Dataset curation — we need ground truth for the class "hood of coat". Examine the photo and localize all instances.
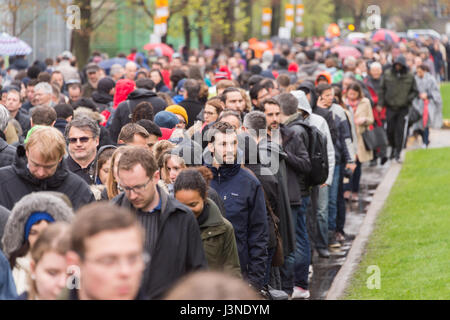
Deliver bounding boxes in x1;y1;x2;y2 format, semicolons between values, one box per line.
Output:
127;88;158;101
113;79;135;108
12;145;70;190
92;91;114;105
1;192;74;259
291;90;312;115
392;55;408;74
199;199;224;229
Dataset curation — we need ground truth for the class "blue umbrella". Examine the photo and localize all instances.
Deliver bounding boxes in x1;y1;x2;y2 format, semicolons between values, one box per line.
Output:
98;57;129;73
0;32;32;56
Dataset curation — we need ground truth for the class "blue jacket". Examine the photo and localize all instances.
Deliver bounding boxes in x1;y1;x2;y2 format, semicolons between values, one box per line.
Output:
208;163;268;289
0;250;18;300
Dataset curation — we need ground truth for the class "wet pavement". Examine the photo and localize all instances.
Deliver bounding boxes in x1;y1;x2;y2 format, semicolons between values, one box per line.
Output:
308;162;389;300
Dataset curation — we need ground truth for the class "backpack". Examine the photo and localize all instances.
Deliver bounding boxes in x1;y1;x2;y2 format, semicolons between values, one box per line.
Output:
293;122;329;186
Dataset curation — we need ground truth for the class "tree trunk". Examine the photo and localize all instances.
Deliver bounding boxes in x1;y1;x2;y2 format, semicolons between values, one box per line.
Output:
244;0;253;39
271;0;281;37
71;0;92;68
183;16;191;49
223;1;235;45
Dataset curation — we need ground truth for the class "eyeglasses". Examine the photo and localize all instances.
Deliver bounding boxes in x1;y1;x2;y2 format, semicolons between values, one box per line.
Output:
67;136;93;144
118;178;152;194
84;252;150;270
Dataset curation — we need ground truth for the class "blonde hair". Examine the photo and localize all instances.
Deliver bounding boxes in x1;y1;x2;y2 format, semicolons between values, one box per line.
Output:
28;222;71;300
25;126;66;162
161;153;186;184
106;146;133;200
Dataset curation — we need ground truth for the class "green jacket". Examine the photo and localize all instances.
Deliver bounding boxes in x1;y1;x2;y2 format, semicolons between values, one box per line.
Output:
199;199;242;279
379;64;418;111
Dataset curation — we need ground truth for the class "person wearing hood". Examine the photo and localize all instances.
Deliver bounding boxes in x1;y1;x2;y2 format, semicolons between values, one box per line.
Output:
1;192;74;296
174;169;241;278
379;55;418;161
0;126;95;211
92;77;115;112
101;78;135;127
281;90;335;299
109;78;167;143
206;121;268;291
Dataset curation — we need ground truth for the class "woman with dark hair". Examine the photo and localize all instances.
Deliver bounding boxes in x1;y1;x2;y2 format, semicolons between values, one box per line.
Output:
150;69;170;93
131;101;154;123
174;169;241;278
343;82;374;205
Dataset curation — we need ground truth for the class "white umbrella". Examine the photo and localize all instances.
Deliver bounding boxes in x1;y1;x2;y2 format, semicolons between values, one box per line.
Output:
0;32;32;56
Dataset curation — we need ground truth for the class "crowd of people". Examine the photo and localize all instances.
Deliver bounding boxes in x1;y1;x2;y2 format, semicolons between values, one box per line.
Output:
0;33;446;300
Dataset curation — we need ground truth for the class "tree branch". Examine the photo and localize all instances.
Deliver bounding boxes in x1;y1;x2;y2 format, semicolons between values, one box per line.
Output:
16;4;48;37
92;5;116;30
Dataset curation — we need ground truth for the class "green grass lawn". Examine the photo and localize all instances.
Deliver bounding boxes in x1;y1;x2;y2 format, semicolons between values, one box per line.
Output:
343;147;450;300
441;82;450;120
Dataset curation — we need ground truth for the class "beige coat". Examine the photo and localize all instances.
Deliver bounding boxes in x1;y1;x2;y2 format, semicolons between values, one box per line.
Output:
354;97;374;163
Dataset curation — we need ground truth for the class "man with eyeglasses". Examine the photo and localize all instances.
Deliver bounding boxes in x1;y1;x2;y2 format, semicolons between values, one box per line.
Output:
112;147;207;299
65;116;100;185
64;202;147;300
0;126;95;211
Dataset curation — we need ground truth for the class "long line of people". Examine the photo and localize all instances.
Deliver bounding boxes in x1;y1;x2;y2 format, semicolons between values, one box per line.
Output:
0;35;444;300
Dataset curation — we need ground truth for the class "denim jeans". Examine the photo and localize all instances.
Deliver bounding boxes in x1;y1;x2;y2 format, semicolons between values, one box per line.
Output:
285;197;311;290
316;185;330;249
279;205;298;294
328;164;341;232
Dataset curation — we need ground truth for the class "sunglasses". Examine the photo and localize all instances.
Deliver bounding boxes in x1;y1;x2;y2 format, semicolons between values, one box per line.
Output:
67;136;93;144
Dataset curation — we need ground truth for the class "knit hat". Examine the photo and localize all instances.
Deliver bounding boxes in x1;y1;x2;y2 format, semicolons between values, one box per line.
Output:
154;111;179;129
24;212;55;240
166;105;188;125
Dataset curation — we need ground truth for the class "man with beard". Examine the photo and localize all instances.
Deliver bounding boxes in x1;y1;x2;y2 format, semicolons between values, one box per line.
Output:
206;121;268;291
65;116;100;185
82;63;101;98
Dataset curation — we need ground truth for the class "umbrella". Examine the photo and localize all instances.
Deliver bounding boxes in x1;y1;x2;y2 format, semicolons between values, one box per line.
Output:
371;29;399;43
330;45;362;59
143;42;174;58
0;32;32;56
99;57;129;70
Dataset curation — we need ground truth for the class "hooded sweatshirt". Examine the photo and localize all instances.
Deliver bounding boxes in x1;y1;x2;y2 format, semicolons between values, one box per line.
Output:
291;90;335;186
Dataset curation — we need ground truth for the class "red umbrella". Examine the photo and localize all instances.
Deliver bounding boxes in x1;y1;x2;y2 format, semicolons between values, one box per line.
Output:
371;29;399;43
143;42;174;58
330;45;362;59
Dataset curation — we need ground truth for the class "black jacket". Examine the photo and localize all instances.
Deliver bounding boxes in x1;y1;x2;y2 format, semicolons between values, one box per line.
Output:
279;123;312;202
15;109;30;138
109;89;168;142
284;115;313;196
54;119;68;136
92;91;113;112
0;145;95;211
179;98;204;129
112;187;207;300
0;138;16;169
